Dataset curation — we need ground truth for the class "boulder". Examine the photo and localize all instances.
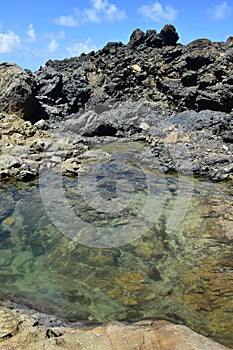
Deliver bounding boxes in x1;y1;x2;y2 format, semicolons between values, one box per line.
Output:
0;62;44;122
102;41;123;54
127;28;146;47
187;38;212;49
144;29;163;48
34;65;62;99
159;24;179;45
0;155;22;170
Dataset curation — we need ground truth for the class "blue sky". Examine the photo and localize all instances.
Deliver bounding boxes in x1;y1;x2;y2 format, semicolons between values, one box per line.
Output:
0;0;232;71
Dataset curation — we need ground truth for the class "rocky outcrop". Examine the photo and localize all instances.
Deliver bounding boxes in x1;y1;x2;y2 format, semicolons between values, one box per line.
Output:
0;304;231;350
127;24;178;48
159;24;179;45
32;25;233;120
0;25;232;123
0;112;89;179
0;63;45;122
55;103;233;180
0;103;232;181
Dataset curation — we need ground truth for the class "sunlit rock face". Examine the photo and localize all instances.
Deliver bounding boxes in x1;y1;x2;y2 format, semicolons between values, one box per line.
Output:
1;25;233;121
0;305;232;350
0;63;45;122
33;25;233;119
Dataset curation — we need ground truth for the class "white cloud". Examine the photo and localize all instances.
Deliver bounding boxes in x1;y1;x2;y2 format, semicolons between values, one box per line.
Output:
55;15;77;27
67;38;97;56
0;31;20;53
138;1;177;22
45;30;65;41
26;24;36;42
83;8;100;23
85;0;126;22
55;0;126;26
58;30;66;39
47;39;59;53
92;0;107;11
207;1;232;20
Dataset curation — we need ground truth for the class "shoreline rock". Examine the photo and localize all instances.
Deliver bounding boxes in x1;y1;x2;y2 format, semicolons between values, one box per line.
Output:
0;24;232;182
0;102;232;181
0;63;47;122
0;303;232;350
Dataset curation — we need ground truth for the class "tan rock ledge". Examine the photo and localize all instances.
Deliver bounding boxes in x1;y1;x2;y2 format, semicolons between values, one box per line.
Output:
0;305;231;350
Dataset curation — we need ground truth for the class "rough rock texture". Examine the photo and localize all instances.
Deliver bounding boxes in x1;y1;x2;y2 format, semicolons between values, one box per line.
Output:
0;304;231;350
53;103;233;180
0;25;232;122
0;112;90;180
0;102;232;181
0;63;44;122
0;113;52;179
33;25;233;119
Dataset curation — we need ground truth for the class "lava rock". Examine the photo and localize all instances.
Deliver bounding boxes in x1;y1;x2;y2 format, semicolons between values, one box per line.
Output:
1;24;233;142
159;24;179;45
127;29;146;48
0;63;45;122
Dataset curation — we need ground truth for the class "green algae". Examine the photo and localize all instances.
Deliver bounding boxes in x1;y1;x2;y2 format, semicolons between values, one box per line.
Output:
0;142;232;347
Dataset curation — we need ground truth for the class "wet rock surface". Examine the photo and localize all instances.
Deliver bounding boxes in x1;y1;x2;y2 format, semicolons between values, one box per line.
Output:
46;102;233;180
0;145;232;348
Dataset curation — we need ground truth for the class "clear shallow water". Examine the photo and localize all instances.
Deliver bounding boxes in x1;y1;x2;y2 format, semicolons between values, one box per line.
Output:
0;142;232;347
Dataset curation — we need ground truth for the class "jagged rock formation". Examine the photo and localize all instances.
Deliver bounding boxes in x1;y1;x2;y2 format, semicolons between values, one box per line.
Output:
0;63;45;122
33;25;233;120
0;25;232;181
1;101;231;181
0;25;232;122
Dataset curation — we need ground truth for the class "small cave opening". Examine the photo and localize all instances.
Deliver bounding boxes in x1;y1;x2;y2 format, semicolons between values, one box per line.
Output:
89;124;118;137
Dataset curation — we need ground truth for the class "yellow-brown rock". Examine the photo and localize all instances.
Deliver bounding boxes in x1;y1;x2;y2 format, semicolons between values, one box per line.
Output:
0;305;231;350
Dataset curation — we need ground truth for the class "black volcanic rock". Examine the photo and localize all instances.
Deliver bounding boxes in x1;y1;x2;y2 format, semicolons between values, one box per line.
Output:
127;28;146;47
35;65;63;99
0;63;45;122
159;24;179;45
31;24;232;120
0;25;233;124
102;41;123;54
